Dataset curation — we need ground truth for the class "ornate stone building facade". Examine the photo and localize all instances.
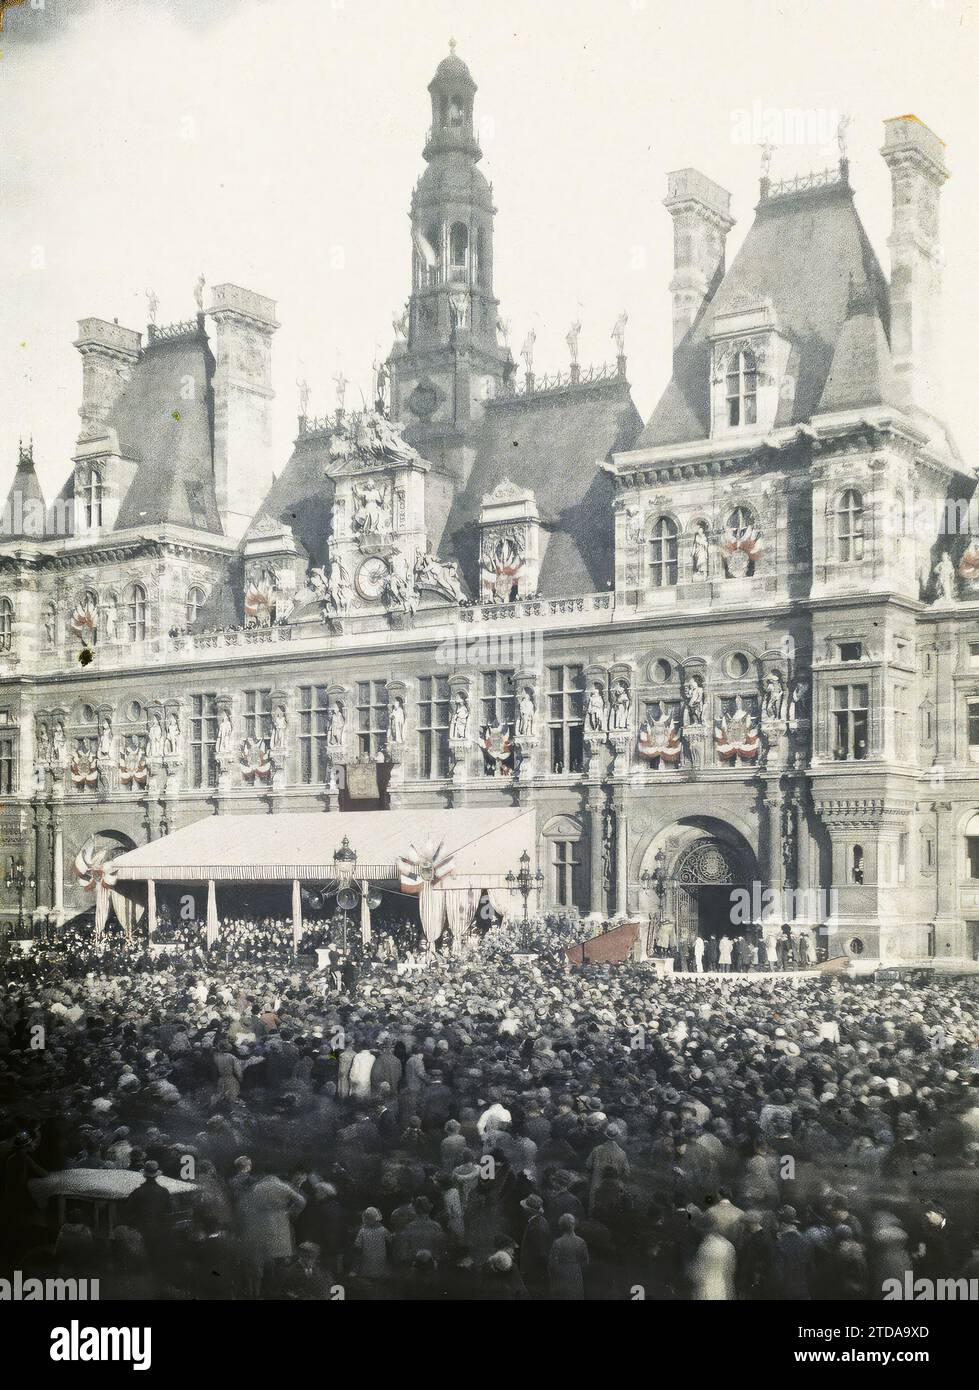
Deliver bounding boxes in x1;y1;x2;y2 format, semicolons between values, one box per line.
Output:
1;51;977;963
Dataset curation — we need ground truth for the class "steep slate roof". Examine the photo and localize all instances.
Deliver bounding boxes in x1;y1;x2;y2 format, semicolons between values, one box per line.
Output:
817;280;899;414
245;433;335;569
444;377;642;596
3;449;47;538
112;328;222;534
637;178;891;449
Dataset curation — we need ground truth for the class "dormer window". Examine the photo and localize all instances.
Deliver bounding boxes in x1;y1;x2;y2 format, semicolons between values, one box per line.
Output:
725;349;757;427
78;466;103;528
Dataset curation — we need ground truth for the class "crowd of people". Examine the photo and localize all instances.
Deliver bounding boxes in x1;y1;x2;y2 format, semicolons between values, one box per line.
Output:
1;912;978;1301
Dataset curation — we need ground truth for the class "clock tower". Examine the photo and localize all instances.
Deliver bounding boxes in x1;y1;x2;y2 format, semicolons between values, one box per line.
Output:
387;43;512;486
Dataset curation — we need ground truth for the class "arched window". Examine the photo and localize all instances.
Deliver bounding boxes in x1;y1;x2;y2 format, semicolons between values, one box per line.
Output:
449;222;469;277
837;490;865;561
124;583;148;643
725;349;757;427
851;844;864;884
726;506;754;541
186;586;207;625
0;597;12;652
648;517;679;588
966;814;979;879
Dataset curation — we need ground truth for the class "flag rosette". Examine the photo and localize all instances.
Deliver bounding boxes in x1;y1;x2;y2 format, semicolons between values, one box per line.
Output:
398;838;455;894
637;716;682;765
714;712;760;763
244;580;273;623
70;600;98;642
73;843;119;891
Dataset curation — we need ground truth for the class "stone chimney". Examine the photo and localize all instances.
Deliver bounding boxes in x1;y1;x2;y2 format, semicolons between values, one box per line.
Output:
206;283;279;541
663;168;734;354
73;318;142;441
880;115;949;422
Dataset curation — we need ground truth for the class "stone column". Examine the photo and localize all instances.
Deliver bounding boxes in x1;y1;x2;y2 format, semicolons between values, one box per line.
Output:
932;799;960;956
52;806;64;916
615;798;629;916
764;779;784;919
147;879;157;939
586;791;605;917
33;802;48;910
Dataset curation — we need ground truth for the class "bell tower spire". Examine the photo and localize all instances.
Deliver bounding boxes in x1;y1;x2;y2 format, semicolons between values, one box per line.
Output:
387;44;510;480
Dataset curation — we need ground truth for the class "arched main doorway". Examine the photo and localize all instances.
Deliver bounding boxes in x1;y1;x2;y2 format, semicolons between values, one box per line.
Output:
638;817;759;955
672;837;750;945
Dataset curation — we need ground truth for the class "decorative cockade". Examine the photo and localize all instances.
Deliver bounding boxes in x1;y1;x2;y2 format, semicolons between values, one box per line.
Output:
398;838;455;891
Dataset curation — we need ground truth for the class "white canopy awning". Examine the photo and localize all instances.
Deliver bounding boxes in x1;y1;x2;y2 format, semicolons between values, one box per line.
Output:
109;807;537;890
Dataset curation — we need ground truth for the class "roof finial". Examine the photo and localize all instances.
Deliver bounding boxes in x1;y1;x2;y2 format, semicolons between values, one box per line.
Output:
448;37;456;55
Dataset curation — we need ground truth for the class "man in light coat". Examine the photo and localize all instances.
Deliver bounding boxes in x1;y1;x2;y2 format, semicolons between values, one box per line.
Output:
237;1173;306;1297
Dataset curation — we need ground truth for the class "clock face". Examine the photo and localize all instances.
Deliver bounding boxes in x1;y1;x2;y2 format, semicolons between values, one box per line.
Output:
355;557;390;601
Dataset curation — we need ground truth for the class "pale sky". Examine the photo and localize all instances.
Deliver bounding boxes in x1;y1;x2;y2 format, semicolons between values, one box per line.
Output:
2;0;978;503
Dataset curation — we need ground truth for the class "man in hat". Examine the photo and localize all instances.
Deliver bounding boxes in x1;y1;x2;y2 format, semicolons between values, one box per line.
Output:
519;1193;552;1295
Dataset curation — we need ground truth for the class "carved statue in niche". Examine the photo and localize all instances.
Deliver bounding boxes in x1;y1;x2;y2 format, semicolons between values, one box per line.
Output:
683;675;705;724
97;716;114;760
449;692;470;741
932;551;956;603
270;705;288;756
692;522;710;577
763;670;786;720
216;709;234;756
352;479;388;537
607;680;631;732
328;701;346;747
585;683;606;732
148;714;165;759
517;687;537;738
387;696;406;744
164;713;181;758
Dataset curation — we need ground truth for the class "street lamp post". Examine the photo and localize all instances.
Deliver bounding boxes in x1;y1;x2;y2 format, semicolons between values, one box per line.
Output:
5;858;36;942
333;836;357;954
505;849;544;950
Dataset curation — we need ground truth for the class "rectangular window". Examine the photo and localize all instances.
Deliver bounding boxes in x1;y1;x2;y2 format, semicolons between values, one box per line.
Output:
969;643;979;669
356;680;388;758
418;676;451;779
897;832;908;884
0;738;14;794
547;664;584;773
552;839;580;908
190;694;218;788
839;641;862;663
969;838;979;880
299;685;332;784
243;688;272;741
832;684;869;761
969;700;979;752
